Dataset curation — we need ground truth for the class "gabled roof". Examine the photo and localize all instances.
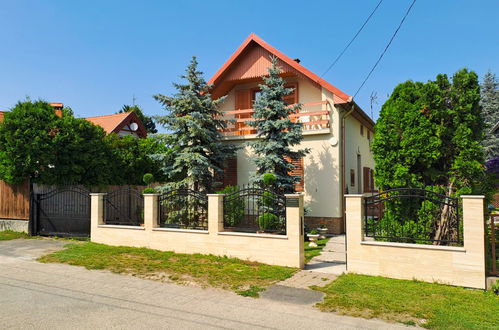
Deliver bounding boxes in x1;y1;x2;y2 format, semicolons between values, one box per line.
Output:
85;112;147;138
207;33;374;129
208;33;352;104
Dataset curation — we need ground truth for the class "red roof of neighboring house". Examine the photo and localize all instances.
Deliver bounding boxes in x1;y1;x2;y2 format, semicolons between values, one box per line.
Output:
208;33;374;129
85;112;147;138
0;111;4;122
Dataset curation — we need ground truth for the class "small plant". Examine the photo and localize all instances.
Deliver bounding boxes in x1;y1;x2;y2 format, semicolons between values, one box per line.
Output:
308;229;318;235
262;173;277;187
143;173;154;186
257;213;279;231
142;187;156;194
319;224;327;229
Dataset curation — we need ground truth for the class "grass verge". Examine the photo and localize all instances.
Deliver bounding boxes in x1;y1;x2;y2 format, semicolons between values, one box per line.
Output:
313;273;499;329
0;230;30;241
39;242;298;297
304;238;329;262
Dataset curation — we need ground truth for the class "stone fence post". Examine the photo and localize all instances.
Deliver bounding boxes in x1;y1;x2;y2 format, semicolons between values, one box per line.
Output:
143;194;159;231
90;193;106;237
461;195;486;288
207;194;224;234
285;194;305;269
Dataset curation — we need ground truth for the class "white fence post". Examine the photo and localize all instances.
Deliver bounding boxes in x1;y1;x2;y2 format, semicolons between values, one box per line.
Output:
207;194;224;234
461;195;486;289
90;193;106;238
144;194;159;231
285;194;305;269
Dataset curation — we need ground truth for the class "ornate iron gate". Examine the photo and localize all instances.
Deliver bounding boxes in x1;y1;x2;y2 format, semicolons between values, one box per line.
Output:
158;188;208;230
104;188;144;226
32;186;91;237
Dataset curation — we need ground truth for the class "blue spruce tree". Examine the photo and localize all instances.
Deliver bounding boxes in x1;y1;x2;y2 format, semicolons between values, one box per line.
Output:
248;56;309;193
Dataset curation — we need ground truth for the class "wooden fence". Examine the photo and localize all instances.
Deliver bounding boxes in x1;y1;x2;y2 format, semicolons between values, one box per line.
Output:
0;180;30;220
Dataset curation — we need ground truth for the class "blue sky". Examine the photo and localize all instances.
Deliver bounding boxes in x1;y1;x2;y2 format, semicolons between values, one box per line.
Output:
0;0;498;125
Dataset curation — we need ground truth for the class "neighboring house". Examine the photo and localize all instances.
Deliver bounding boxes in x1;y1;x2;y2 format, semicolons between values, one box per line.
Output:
1;103;147;138
209;34;375;233
85;112;147;138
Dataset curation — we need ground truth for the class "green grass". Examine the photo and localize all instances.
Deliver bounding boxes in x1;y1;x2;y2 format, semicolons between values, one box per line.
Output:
304;238;329;262
313;273;499;329
0;230;30;240
39;242;298;297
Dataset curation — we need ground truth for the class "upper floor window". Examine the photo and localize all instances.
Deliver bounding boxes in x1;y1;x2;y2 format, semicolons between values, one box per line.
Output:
251;84;298;106
360;124;364;136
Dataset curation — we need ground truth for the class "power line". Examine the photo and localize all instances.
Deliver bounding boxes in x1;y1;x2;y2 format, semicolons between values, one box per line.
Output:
321;0;384;77
353;0;417;98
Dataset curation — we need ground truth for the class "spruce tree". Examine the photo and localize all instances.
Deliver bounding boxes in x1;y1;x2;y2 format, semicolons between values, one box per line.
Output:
248;56;309;193
481;71;499;160
153;57;236;192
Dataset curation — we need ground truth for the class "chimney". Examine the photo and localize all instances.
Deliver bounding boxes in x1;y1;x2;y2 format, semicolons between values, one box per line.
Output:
49;102;64;118
293;58;301;63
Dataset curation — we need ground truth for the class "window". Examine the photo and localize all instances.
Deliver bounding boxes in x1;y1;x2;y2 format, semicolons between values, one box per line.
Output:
350;169;355;187
367;130;371;140
252;84;297;105
360;124;364;136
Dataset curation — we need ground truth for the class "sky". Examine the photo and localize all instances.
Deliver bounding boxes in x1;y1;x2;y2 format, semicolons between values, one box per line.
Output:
0;0;498;126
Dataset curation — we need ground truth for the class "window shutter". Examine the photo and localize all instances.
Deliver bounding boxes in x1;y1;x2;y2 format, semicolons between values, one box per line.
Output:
363;167;371;192
222;158;238;187
235;90;253;135
370;168;375;192
284;156;304;192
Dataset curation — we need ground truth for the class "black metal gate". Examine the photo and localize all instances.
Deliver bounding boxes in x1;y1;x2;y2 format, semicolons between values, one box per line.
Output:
104;188;144;226
32;187;91;237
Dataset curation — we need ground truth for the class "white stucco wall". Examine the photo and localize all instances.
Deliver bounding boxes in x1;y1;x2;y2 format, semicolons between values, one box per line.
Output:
344;115;375;194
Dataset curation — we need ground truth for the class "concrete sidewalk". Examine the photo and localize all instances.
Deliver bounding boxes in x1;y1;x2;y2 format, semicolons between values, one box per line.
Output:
0;239;407;330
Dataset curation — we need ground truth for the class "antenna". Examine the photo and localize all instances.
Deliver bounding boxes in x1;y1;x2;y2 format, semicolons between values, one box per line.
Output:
132;94;137;106
370;91;378;119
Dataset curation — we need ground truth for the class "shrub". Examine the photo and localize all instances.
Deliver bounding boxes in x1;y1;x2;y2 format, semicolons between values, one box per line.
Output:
257;213;279;231
260;191;276;208
217;185;244;227
143;173;154;186
262;173;277;187
142;187;156;194
308;229;318;235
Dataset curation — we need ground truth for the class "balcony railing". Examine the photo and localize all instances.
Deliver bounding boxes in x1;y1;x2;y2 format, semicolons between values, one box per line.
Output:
221;101;331;137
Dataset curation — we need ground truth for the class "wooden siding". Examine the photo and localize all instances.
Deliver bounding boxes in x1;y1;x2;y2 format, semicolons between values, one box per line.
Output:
0;180;30;220
223;43;299;81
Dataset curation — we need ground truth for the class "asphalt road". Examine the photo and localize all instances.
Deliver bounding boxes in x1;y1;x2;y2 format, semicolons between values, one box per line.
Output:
0;239;408;330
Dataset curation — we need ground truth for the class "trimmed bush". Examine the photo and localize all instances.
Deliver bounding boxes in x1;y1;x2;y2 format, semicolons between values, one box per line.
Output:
258;213;279;231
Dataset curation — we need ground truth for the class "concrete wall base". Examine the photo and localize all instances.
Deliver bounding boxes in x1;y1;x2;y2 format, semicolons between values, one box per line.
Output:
0;219;29;233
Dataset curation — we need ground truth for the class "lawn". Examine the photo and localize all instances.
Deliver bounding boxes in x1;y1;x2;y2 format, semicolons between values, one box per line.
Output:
39;242;298;297
304;238;329;262
0;230;30;240
313;273;499;329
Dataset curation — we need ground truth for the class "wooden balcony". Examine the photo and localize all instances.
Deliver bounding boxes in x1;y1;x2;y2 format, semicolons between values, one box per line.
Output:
221;101;331;139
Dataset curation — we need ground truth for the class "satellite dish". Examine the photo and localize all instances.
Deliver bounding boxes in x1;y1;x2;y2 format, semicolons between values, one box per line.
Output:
130;122;139;132
329;136;338;146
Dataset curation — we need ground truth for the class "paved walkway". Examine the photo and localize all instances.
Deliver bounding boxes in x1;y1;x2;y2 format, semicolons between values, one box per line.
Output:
276;235;346;289
0;238;408;330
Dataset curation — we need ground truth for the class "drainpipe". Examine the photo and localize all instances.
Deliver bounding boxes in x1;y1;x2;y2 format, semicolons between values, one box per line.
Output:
341;103;355;232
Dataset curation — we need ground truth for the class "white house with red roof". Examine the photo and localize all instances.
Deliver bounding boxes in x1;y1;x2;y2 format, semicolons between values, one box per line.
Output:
210;34;375;233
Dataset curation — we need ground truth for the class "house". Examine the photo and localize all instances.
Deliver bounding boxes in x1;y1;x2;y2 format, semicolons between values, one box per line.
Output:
0;103;147;138
85;112;147;138
209;33;375;234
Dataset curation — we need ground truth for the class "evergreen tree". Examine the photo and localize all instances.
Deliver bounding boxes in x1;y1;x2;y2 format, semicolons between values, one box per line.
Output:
248;56;309;193
153;57;236;192
118;104;158;134
480;71;499;160
372;69;490;242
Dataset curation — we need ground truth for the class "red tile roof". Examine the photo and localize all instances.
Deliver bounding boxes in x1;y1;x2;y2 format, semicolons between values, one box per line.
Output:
208;33;374;129
85;112;147;138
0;111;4;122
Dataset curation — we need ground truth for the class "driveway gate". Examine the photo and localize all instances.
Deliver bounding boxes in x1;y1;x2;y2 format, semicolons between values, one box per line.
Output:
31;187;91;237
